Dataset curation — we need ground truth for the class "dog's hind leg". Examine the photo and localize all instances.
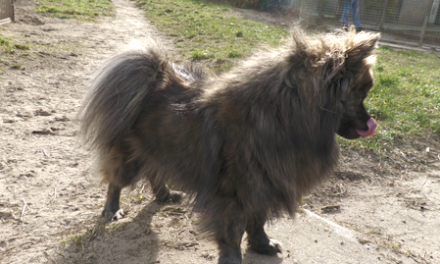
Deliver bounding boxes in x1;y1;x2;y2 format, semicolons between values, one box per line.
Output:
148;176;185;204
102;183;124;221
246;214;282;255
101;149;140;221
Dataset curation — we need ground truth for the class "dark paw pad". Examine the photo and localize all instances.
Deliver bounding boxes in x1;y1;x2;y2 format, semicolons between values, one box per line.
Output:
250;239;282;256
102;209;124;221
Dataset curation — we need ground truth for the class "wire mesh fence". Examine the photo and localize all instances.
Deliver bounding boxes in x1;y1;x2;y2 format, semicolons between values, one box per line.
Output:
290;0;440;49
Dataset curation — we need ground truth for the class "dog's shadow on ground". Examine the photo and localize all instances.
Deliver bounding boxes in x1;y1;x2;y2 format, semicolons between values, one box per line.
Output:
56;201;161;263
243;249;284;264
57;201;285;264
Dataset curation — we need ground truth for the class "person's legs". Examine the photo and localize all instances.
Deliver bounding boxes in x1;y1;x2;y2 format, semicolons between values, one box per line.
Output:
351;0;361;28
341;0;351;28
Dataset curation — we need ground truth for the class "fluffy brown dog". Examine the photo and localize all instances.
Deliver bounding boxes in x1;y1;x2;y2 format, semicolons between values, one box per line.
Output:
80;28;379;264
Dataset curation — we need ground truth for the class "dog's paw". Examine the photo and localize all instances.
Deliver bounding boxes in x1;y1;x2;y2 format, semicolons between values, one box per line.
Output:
168;190;185;203
250;238;282;256
102;209;124;221
155;190;185;204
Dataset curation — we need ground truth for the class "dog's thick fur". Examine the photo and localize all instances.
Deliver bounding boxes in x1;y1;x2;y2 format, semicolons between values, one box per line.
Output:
80;29;380;264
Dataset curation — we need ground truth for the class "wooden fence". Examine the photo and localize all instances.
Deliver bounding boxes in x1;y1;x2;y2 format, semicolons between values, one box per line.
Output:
0;0;14;25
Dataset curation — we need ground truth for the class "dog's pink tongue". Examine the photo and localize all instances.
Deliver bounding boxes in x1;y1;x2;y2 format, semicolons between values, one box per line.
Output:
356;118;377;137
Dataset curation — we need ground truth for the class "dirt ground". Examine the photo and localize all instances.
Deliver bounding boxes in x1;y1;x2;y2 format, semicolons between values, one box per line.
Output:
0;1;439;264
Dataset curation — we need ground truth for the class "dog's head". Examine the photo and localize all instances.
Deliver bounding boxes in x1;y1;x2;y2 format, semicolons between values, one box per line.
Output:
337;66;377;139
335;31;380;139
288;28;380;140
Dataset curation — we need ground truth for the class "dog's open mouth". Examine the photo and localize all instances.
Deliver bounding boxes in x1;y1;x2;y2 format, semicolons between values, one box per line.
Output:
356;118;377;137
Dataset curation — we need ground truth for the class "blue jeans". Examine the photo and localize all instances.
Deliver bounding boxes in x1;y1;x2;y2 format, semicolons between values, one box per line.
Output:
342;0;361;28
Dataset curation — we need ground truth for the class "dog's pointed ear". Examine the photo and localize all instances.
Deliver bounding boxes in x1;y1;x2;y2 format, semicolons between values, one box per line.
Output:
288;28;310;65
345;33;380;72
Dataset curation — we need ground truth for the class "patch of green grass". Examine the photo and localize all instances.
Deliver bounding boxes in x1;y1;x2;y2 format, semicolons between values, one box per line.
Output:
61;232;84;245
339;47;440;154
134;0;286;71
191;50;214;60
0;36;14;54
11;63;21;69
37;0;114;21
0;36;30;54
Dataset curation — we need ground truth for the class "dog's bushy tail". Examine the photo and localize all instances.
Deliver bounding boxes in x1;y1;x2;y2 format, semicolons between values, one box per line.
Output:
79;49;167;152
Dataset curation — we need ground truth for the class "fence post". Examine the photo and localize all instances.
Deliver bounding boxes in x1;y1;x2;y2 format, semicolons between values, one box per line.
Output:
419;0;434;47
11;0;15;22
379;0;388;31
